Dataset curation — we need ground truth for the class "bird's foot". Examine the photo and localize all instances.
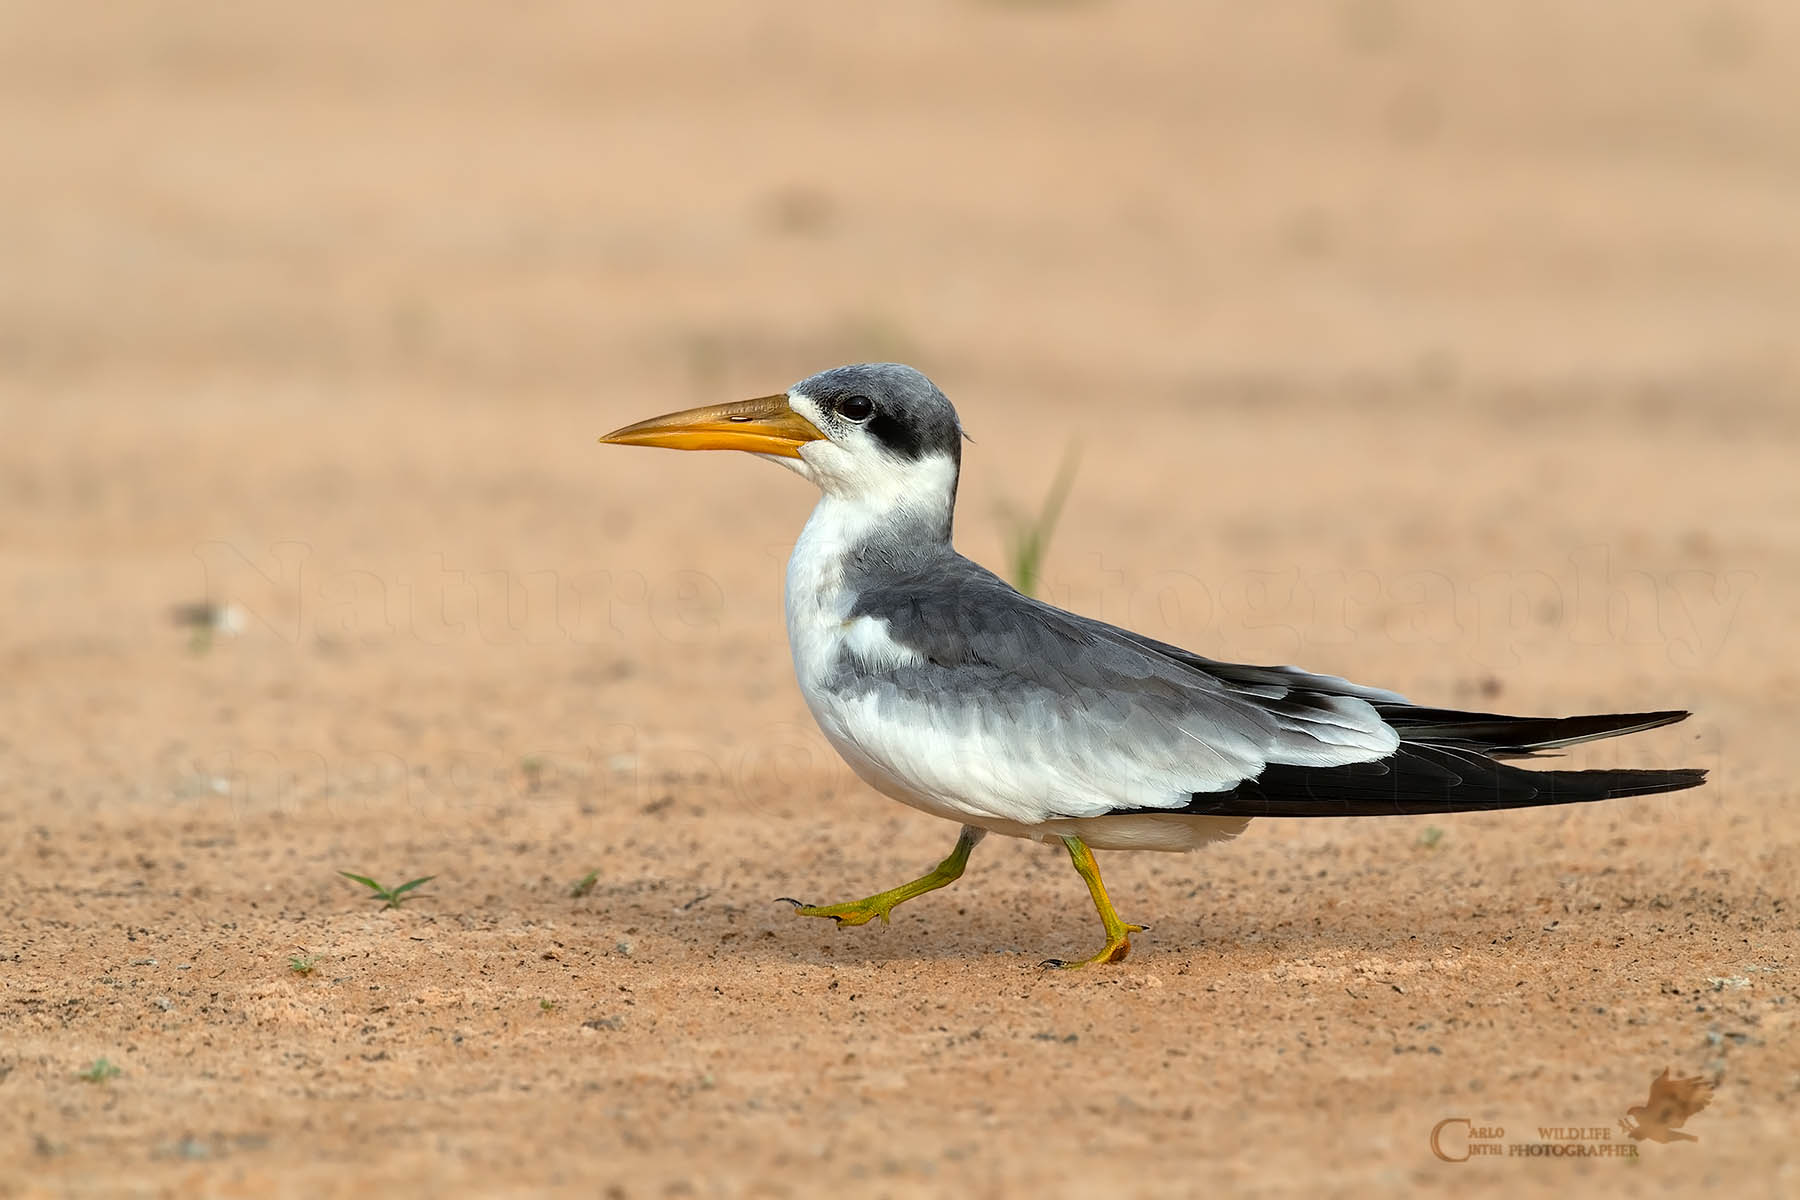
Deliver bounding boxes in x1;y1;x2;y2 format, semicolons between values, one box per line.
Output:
776;895;896;927
775;830;983;931
1040;923;1148;970
766;834;979;928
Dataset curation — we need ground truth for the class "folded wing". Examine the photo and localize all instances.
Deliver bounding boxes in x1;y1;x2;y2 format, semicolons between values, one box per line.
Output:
838;554;1702;823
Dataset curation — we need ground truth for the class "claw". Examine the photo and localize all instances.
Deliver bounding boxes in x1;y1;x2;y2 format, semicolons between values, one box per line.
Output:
780;896;868;925
1040;932;1137;970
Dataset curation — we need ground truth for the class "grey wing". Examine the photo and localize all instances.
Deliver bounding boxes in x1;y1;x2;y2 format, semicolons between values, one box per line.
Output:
837;556;1399;823
1113;629;1411;705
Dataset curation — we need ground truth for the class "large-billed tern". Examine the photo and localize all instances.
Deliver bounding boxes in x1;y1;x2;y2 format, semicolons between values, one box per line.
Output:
601;363;1705;967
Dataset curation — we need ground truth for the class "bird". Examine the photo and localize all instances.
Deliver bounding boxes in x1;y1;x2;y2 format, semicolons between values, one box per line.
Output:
1621;1067;1714;1143
600;363;1706;967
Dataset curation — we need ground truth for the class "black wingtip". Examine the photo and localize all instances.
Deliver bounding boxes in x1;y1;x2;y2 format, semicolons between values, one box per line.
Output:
1591;766;1708;798
1631;709;1692;732
1376;706;1697;755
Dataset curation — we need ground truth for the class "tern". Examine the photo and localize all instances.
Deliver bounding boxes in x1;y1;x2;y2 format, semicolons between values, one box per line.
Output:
601;363;1705;967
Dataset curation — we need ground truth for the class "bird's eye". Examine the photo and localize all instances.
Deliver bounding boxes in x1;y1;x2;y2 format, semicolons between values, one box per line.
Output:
838;395;875;423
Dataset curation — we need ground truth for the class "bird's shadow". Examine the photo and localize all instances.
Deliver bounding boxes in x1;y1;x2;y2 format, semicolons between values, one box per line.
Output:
595;874;1464;974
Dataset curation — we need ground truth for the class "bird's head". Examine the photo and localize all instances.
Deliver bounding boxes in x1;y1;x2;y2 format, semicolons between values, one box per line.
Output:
601;362;964;531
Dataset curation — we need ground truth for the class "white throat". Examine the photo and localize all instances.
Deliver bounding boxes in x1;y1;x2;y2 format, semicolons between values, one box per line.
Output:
781;448;958;701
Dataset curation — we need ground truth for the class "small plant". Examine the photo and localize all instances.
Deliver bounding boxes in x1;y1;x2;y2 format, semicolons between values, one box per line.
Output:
169;601;244;654
999;444;1080;598
569;870;600;898
1417;826;1446;849
539;998;557;1012
77;1058;121;1084
288;954;318;975
337;871;436;910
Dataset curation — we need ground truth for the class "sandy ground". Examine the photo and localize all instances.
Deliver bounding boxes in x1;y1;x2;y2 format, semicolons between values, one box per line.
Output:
3;1;1798;1196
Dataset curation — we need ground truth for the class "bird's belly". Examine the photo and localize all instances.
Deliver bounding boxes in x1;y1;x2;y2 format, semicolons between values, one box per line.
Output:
796;678;1253;850
811;707;1251;850
810;714;986;827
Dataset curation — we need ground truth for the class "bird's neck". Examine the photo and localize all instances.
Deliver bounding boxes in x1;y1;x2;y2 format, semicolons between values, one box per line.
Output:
785;486;954;700
796;491;954;582
802;450;959;566
787;463;953;611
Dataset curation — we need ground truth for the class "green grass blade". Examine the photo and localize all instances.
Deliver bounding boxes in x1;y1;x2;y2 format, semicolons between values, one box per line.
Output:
1004;442;1080;598
390;876;436;897
337;872;384;892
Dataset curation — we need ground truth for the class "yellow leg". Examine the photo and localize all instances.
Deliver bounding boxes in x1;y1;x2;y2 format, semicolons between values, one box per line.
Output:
780;825;985;927
1042;836;1147;969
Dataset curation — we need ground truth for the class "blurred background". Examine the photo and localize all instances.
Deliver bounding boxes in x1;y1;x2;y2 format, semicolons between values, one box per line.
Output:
3;1;1795;1193
7;0;1792;762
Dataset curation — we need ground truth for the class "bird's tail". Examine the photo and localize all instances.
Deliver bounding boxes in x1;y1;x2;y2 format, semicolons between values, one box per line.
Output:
1181;708;1705;818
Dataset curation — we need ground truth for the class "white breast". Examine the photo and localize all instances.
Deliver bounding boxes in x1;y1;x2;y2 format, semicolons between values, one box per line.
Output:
784;496;971;823
784;498;856;697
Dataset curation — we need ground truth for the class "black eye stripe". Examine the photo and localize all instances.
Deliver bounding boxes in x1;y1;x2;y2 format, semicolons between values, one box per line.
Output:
865;409;929;460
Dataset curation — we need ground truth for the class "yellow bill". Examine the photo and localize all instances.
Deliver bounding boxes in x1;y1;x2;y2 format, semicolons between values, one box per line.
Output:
599;394;825;459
